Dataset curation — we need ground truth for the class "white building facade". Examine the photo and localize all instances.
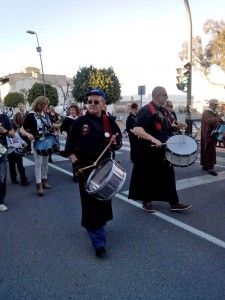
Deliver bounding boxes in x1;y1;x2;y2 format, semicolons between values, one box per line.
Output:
0;67;74;107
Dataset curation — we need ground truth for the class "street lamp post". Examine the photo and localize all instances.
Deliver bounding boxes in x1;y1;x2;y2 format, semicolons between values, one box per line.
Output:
26;30;46;96
183;0;193;134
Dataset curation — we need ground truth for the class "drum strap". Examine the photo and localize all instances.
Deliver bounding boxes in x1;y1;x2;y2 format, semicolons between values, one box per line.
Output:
102;114;112;137
147;102;162;131
86;114;113;138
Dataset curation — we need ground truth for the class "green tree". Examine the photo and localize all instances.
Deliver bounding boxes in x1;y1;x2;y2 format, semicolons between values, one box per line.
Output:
27;82;59;106
179;19;225;87
4;92;25;108
72;66;121;104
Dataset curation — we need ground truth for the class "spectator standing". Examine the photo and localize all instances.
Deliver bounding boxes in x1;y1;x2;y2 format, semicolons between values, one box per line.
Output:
0;114;15;212
7;125;29;186
20;96;53;196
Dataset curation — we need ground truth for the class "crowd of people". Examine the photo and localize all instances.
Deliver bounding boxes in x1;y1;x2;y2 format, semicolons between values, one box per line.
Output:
0;87;224;259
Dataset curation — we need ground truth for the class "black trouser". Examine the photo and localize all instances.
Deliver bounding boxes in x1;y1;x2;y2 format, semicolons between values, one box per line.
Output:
7;153;27;182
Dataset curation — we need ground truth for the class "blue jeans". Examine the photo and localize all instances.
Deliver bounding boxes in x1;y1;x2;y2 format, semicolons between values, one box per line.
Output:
0;154;7;205
87;227;106;249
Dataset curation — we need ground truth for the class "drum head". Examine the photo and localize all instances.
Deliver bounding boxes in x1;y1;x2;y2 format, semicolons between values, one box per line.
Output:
166;135;197;155
87;159;113;192
34;134;57;151
86;158;126;200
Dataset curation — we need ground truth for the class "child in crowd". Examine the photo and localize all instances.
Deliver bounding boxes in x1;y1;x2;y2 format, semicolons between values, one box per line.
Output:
7;125;29;185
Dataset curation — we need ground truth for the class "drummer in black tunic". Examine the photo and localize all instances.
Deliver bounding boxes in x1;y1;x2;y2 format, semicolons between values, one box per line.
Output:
128;86;192;213
65;88;122;258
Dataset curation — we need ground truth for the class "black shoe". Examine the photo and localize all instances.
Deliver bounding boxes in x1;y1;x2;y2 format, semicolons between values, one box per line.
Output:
49;158;53;163
170;203;192;212
142;202;156;213
95;247;107;259
208;170;218;176
12;180;19;184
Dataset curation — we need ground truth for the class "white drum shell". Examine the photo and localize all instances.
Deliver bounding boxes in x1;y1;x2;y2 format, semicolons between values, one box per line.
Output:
86;159;126;200
166;135;198;167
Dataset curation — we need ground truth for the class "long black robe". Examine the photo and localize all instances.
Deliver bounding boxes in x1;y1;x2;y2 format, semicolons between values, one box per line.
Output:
128;102;179;205
65;112;122;230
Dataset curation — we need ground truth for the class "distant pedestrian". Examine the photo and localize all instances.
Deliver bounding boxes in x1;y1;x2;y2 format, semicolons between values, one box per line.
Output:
165;100;179;136
7;125;29;186
13;102;31;153
125;103;139;163
201;99;224;176
13;102;28;128
60;104;81;182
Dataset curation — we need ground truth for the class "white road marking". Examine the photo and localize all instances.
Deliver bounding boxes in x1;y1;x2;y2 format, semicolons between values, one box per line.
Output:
115;193;225;250
24;150;225;250
48;163;73;176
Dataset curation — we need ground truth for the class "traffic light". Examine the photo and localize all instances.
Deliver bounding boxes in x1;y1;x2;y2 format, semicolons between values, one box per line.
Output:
176;62;191;92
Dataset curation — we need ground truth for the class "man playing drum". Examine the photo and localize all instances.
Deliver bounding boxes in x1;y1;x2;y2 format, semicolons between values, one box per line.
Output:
128;86;192;213
65;88;122;259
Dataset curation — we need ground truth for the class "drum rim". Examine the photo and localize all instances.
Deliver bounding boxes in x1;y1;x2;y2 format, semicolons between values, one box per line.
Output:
86;158;126;200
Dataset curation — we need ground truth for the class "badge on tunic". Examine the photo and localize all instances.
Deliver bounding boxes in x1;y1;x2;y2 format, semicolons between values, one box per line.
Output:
104;132;110;138
81;124;89;135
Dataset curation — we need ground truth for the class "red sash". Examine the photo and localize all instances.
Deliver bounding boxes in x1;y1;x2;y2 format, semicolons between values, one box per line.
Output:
102;114;112;137
147;102;162;131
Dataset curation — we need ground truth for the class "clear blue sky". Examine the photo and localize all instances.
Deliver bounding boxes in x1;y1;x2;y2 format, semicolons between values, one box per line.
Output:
0;0;225;96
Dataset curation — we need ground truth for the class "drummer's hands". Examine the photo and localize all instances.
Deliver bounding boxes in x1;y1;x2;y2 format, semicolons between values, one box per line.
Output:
151;137;163;147
27;133;34;141
110;134;118;145
72;160;82;175
176;122;187;130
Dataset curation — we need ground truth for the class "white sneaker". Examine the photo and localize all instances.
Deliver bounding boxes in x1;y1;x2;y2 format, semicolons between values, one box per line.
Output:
0;204;8;212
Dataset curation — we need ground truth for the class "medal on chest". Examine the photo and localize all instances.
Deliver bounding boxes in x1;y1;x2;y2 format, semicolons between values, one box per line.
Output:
81;124;89;135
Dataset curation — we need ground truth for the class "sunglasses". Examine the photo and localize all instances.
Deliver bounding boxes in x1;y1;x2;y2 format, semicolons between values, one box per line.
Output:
168;105;173;108
87;100;100;105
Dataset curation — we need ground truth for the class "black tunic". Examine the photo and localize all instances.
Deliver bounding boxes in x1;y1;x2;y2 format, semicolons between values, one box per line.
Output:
128;102;179;205
65;112;122;230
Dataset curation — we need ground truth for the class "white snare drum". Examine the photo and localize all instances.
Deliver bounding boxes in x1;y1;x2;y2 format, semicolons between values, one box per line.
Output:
166;135;197;167
86;158;126;201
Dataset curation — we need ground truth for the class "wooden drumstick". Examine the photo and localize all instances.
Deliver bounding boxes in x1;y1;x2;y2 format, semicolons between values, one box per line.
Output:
79;133;119;171
182;129;185;144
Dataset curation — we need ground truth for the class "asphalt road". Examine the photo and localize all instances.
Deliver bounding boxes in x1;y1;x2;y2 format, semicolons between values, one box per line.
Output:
1;136;225;299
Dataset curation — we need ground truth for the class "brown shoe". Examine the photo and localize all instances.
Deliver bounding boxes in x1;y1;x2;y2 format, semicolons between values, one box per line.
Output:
36;183;44;196
170;203;192;212
142;202;156;213
42;179;52;189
